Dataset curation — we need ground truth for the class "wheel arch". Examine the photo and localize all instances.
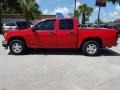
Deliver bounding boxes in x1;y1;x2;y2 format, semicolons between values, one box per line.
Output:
80;37;103;48
8;37;27;47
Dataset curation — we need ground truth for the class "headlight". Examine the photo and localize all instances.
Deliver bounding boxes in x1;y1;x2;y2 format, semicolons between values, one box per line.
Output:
4;33;7;37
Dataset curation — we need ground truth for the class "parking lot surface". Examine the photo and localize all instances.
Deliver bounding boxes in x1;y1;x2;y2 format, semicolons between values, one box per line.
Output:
0;35;120;90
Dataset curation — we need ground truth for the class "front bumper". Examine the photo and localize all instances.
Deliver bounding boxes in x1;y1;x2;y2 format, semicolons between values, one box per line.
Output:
2;41;8;49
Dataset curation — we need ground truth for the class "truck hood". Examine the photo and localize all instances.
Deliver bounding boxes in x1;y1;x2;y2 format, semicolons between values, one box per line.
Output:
5;28;32;37
6;28;31;33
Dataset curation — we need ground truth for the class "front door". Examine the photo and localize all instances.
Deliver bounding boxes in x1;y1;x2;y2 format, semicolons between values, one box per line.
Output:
33;20;57;48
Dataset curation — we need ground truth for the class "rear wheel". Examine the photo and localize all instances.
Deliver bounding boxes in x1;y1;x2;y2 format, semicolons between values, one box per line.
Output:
82;40;100;56
9;40;26;55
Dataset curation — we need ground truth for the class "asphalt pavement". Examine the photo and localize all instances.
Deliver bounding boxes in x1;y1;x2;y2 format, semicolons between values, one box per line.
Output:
0;35;120;90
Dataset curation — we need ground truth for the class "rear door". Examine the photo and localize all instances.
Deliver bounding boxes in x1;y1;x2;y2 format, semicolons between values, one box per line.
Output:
57;19;77;48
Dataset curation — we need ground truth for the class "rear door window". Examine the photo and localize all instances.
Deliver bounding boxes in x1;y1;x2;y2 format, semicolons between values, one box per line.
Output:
59;20;73;30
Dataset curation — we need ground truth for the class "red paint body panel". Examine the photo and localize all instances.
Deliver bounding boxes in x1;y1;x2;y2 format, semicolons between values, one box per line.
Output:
56;18;77;48
4;18;118;49
77;29;118;48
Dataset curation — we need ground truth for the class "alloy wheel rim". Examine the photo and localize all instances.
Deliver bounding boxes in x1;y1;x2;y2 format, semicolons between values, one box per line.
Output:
86;44;97;54
12;43;22;53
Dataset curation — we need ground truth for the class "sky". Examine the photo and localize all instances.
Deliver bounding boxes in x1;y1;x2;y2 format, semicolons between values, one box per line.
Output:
36;0;120;23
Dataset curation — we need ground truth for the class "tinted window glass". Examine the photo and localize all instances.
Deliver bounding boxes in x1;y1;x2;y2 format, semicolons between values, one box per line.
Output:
59;20;73;30
16;22;27;29
35;20;55;30
5;23;16;26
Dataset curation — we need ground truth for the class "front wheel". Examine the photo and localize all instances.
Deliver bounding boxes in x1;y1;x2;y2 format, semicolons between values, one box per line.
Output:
9;40;26;55
82;40;100;56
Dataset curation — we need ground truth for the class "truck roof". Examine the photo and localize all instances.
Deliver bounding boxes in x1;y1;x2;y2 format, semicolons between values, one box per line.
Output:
42;18;77;20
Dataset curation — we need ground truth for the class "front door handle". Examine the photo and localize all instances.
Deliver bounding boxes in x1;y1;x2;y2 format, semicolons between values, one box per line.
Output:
49;32;55;36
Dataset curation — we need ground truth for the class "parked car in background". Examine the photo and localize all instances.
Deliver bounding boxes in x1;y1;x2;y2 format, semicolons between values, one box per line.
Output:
0;23;3;34
99;24;108;28
79;23;98;28
116;24;120;34
99;24;120;34
2;21;33;33
79;24;88;28
3;22;18;33
16;21;33;30
108;25;120;30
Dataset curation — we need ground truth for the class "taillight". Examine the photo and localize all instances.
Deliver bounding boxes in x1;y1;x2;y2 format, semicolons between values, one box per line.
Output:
116;31;119;41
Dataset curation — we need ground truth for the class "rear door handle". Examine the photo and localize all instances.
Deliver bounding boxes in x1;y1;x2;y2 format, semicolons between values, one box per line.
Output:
49;32;55;36
68;32;75;35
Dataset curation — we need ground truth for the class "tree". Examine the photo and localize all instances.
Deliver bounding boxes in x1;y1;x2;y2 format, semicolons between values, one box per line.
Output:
95;19;104;25
74;10;81;20
78;4;93;24
18;0;42;27
113;19;120;23
6;0;17;9
68;10;81;21
1;0;21;14
108;0;120;5
1;0;17;9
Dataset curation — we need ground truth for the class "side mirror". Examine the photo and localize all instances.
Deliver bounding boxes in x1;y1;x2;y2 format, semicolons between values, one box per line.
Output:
31;26;36;32
30;25;33;28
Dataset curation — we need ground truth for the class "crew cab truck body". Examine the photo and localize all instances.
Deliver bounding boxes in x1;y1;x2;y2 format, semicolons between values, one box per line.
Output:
2;18;119;56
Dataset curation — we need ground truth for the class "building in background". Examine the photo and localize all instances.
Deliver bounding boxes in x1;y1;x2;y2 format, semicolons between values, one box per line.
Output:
1;14;56;24
1;13;64;24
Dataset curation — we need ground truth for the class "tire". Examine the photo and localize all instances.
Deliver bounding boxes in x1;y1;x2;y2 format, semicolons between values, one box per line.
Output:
82;40;100;56
9;40;26;55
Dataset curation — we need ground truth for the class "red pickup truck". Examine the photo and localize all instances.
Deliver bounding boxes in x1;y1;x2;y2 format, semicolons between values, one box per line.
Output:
2;18;119;56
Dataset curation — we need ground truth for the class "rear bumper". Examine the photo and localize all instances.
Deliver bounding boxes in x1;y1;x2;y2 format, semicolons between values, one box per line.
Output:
103;42;119;48
115;43;119;46
107;43;119;48
2;41;8;49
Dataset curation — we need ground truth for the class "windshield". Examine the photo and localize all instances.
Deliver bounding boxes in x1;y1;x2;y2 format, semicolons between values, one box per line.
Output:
4;23;16;26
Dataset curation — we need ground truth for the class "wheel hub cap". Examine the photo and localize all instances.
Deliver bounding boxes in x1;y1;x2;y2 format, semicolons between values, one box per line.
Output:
86;44;97;54
12;43;22;53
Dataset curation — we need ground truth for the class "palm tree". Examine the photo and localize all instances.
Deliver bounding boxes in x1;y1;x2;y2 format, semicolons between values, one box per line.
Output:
108;0;120;4
1;0;20;14
7;0;16;8
68;10;81;22
18;0;42;27
78;4;93;24
95;19;104;25
2;0;16;9
74;10;81;20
